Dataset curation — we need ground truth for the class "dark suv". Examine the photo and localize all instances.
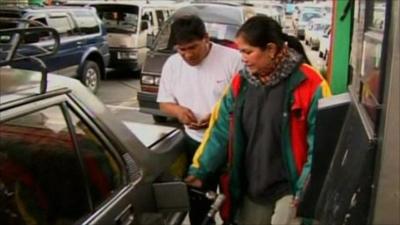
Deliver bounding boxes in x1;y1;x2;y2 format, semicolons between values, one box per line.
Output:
0;25;188;225
0;6;110;92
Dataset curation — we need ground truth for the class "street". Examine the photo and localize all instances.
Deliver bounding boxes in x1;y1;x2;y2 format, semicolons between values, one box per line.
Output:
97;70;155;124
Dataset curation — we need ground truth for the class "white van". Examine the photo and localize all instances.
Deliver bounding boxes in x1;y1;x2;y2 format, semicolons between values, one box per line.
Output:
66;1;176;72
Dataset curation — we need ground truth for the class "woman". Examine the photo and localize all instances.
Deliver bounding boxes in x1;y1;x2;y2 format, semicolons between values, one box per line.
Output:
185;15;331;225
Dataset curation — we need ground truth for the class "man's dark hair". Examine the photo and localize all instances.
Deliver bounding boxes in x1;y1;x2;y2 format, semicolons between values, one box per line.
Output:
171;15;207;45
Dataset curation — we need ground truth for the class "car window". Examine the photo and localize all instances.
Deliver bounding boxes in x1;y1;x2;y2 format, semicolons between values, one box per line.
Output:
175;5;243;25
25;17;54;42
155;10;165;27
47;15;76;37
143;10;154;26
155;19;172;51
73;10;100;35
95;4;139;33
154;16;239;52
0;104;124;224
0;105;90;225
66;107;124;209
301;11;321;22
204;22;239;42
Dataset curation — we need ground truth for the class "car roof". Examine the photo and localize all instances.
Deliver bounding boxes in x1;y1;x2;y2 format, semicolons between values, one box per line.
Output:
0;67;80;105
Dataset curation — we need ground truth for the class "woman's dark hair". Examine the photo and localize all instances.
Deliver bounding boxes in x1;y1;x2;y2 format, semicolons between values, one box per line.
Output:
171;15;207;45
236;15;310;64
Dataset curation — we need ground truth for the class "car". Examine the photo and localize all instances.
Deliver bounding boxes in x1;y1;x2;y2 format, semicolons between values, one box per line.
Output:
0;5;110;93
248;1;285;27
319;25;331;60
252;7;282;27
0;25;189;225
304;18;330;51
294;9;322;40
261;2;286;27
137;2;255;122
65;1;177;73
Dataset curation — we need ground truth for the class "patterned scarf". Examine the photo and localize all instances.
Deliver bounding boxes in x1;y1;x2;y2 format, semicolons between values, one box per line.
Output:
240;48;304;87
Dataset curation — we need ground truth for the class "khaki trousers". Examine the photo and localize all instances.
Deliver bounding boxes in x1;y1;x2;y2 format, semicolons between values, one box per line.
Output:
236;195;301;225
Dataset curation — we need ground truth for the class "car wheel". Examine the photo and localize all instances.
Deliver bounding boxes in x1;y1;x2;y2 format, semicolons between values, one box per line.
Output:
81;60;100;93
153;115;167;123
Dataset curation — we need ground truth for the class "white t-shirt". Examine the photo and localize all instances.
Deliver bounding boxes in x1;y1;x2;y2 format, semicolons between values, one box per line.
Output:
157;43;243;141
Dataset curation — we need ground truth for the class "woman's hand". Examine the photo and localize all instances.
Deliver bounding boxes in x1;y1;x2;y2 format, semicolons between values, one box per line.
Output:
184;175;203;188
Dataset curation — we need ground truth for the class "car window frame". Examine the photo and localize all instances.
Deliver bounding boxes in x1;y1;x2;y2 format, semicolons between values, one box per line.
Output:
65;92;142;183
63;94;145;225
0;94;95;221
64;96;131;185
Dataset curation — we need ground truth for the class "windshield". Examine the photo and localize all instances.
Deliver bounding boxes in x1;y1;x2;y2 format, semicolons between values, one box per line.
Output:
265;5;284;14
93;4;139;33
302;12;321;22
303;6;323;13
174;5;243;26
205;22;240;42
154;5;243;52
154;20;239;52
313;23;329;31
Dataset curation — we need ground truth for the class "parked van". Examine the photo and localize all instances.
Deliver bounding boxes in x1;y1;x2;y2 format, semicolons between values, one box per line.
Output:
66;1;176;72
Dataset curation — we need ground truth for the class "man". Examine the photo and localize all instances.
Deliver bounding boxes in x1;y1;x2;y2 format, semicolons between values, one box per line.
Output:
157;15;242;225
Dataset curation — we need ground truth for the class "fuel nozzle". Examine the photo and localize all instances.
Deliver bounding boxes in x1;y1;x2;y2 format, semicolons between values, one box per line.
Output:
205;191;225;218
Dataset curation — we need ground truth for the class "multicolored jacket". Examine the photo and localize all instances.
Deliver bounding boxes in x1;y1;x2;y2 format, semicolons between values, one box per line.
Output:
188;63;332;220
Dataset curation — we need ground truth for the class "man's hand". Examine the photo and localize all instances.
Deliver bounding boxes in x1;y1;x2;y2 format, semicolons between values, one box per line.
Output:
175;106;198;125
188;114;210;130
160;103;198;125
159;103;211;129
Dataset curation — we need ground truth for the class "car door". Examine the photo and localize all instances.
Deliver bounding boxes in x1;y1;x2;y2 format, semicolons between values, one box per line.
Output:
0;95;139;225
64;97;141;225
44;12;82;76
71;10;105;58
136;7;152;67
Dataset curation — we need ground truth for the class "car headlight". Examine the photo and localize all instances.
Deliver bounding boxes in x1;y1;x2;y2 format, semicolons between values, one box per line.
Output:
117;51;137;59
154;77;160;85
141;75;155;85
